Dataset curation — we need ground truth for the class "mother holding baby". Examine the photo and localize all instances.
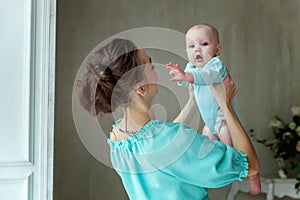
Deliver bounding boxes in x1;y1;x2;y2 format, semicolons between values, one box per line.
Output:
76;38;260;200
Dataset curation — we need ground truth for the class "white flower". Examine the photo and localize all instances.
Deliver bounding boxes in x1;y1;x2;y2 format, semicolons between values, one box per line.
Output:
269;119;284;128
278;169;287;178
291;106;300;116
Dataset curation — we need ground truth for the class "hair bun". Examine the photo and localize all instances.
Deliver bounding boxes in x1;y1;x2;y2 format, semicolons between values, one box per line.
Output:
77;38;144;115
76;64;116;115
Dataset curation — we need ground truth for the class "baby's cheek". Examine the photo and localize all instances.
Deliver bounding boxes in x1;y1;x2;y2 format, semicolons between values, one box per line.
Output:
186;52;193;60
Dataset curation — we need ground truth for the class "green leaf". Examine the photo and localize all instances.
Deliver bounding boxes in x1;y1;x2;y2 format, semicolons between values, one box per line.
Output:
289;122;297;130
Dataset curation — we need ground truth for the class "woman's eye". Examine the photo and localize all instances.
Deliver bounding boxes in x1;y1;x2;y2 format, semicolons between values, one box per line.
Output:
151;64;155;70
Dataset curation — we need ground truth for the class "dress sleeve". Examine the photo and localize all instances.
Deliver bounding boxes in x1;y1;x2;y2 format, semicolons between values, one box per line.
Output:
187;56;227;86
163;124;248;188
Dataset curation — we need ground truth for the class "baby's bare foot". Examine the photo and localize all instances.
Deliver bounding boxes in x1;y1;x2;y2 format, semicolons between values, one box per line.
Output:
248;173;261;195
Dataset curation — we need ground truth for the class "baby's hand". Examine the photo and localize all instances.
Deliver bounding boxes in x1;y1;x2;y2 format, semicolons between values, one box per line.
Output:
166;62;186;82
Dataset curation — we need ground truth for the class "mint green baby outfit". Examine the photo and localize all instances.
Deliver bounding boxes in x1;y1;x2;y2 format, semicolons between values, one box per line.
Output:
181;56;240;136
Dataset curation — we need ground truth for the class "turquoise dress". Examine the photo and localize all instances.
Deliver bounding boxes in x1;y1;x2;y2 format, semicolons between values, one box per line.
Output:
107;119;248;200
181;56;240;135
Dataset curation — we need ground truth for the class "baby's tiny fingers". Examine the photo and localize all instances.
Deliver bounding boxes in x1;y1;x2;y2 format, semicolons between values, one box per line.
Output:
166;65;173;70
166;64;176;69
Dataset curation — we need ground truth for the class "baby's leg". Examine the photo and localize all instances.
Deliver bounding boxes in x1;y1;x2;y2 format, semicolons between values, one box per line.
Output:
218;121;233;146
248;173;261;195
202;125;218;140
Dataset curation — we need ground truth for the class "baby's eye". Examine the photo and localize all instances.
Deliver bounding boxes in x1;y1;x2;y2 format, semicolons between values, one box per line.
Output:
201;42;209;46
188;44;195;48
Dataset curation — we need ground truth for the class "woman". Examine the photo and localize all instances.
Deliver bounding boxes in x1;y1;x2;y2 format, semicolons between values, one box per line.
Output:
77;38;260;200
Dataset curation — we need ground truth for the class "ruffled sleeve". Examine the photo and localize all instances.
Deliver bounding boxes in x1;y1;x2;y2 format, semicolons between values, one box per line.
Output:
162;124;248;188
108;120;248;189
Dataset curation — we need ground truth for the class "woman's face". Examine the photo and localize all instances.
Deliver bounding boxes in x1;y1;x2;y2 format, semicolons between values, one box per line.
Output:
137;49;158;100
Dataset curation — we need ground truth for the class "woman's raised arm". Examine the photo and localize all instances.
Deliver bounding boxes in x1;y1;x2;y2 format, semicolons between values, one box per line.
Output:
209;76;260;176
173;84;198;124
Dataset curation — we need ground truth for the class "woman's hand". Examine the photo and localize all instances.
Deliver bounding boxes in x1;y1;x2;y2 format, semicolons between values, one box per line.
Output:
210;73;260;178
209;74;237;109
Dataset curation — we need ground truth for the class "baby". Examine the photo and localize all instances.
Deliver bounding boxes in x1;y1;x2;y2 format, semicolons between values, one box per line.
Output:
166;23;261;195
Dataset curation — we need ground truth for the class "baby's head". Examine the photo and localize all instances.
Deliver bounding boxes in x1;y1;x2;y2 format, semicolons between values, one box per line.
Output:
185;23;221;67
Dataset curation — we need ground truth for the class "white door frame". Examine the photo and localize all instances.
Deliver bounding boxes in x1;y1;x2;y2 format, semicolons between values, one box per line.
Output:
37;0;56;199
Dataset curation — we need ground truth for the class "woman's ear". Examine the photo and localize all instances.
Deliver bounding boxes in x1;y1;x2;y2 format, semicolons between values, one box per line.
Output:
135;85;147;97
215;44;222;56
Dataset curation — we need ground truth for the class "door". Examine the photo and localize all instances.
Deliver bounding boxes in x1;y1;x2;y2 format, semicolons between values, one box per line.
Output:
0;0;56;199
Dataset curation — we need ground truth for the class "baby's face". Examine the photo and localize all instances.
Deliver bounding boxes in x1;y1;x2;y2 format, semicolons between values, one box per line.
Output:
185;26;220;67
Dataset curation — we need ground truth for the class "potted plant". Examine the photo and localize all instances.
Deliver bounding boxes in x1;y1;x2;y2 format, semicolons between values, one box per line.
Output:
256;106;300;191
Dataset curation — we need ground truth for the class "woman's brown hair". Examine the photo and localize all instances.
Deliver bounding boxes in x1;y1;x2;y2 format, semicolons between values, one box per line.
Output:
76;38;145;115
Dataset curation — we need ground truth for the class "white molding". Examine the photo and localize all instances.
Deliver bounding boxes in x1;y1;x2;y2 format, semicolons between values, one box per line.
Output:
29;0;56;199
45;0;56;198
34;0;56;199
0;161;33;167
